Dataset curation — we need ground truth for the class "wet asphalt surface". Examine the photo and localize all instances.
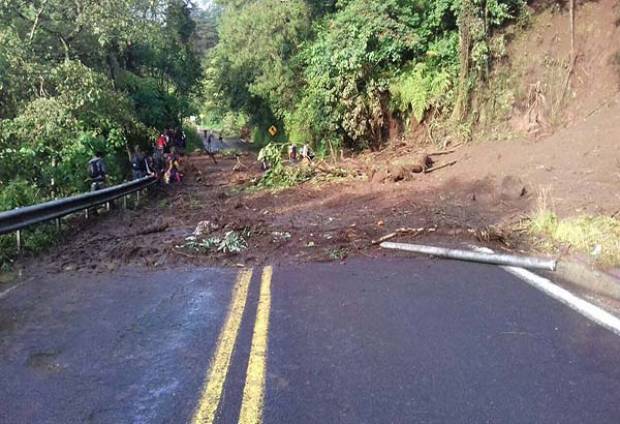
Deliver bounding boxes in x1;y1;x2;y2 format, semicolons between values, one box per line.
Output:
1;257;620;423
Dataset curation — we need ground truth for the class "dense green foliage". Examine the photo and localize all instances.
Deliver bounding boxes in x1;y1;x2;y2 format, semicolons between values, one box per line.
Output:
0;0;203;211
203;0;526;152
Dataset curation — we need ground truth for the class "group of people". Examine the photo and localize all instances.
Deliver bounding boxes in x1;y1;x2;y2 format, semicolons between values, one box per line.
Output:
87;128;188;192
151;128;186;184
86;129;316;192
287;143;315;163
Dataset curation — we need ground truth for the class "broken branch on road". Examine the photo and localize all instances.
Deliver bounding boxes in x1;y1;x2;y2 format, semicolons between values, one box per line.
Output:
424;160;458;174
371;227;426;245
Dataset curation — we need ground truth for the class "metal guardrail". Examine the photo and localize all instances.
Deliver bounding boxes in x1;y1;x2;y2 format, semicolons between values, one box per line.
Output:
0;176;157;247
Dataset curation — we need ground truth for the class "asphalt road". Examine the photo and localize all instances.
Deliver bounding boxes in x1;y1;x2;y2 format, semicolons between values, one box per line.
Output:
1;258;619;423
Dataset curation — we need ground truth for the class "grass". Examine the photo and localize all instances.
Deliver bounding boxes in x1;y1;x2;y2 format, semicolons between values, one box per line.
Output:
0;225;63;271
528;208;620;267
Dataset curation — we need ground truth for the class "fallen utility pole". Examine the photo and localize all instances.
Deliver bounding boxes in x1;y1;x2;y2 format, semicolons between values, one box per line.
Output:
381;242;557;271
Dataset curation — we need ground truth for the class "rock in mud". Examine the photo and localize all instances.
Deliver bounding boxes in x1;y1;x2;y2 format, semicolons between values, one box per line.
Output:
499;176;528;200
387;153;434;182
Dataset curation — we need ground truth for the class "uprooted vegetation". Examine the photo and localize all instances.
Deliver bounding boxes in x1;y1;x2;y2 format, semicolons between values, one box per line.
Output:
178;230;249;255
254;143;355;190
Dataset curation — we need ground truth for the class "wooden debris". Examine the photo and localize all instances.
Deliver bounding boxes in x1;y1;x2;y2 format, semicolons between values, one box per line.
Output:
371;227;425;245
427;146;460;156
473;226;509;246
133;223;169;236
424;160;457;174
232;157;249;172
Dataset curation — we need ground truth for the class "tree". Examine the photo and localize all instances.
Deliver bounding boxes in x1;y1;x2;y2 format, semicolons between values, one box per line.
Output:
201;0;526;151
0;0;204;208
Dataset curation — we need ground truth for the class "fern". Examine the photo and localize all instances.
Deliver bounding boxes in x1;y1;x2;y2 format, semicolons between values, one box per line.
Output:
390;63;453;123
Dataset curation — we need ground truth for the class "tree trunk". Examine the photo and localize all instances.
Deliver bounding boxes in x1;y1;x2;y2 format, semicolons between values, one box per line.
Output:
452;0;474;123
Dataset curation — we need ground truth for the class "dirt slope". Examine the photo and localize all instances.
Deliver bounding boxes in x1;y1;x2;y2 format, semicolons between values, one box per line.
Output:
436;92;620;217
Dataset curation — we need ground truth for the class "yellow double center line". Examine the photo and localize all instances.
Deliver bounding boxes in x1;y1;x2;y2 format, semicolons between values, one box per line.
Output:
192;267;273;424
239;266;272;424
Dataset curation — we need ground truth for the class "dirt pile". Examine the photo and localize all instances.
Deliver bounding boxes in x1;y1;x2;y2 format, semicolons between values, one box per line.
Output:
22;144;535;274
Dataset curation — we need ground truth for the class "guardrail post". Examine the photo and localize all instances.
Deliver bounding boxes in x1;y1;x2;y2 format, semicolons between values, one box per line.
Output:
55;218;61;232
85;208;89;219
16;230;21;252
123;195;127;210
106;201;111;212
136;190;140;207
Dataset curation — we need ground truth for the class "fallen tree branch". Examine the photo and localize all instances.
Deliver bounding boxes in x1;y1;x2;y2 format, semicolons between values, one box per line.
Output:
427;143;464;157
427;149;457;156
232;157;249;172
371;227;425;245
424;160;457;174
133;223;169;236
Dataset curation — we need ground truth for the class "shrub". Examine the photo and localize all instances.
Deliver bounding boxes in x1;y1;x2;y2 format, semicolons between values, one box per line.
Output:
0;179;42;211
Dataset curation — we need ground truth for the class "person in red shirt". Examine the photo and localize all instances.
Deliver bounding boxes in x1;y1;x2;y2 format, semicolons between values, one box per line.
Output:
156;133;168;152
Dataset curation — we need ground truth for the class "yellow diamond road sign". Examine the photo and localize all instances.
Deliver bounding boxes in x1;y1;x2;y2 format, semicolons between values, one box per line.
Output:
268;126;278;137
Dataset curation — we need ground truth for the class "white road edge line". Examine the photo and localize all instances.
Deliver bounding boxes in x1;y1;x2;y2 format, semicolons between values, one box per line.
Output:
474;246;620;337
504;266;620;336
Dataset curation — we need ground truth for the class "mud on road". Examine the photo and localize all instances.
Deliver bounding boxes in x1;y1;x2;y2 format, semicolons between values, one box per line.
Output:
16;145;537;275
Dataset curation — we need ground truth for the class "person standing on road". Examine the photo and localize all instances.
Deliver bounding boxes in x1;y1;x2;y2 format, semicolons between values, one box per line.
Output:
88;152;107;192
130;146;149;180
207;131;214;153
177;129;187;156
301;144;315;163
202;130;211;153
154;133;168;177
288;144;298;162
164;146;184;184
202;131;217;165
156;133;168;152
